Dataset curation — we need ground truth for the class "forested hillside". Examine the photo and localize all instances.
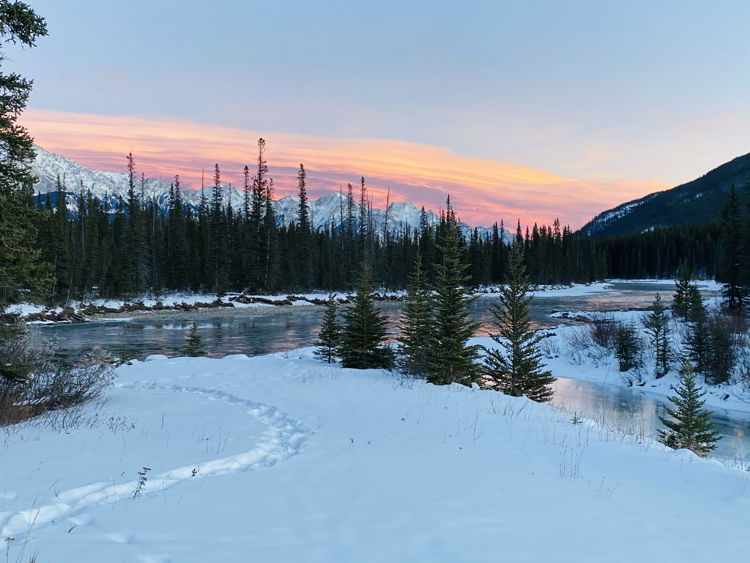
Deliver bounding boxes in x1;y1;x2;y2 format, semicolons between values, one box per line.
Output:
582;152;750;237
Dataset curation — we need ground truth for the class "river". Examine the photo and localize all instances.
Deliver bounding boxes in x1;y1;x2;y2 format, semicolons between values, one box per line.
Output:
34;281;750;464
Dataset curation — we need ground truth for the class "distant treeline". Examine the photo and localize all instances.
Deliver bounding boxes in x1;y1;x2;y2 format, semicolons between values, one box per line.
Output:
34;140;608;302
33;141;748;304
600;185;750;308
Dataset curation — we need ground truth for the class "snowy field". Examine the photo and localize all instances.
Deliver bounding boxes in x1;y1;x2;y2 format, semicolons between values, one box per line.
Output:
2;350;749;562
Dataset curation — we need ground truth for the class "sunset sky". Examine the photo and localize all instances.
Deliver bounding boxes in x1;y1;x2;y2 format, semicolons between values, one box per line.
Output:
12;0;750;227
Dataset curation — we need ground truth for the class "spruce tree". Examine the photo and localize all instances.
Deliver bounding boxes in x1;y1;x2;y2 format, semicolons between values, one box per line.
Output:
339;262;392;369
686;292;710;375
0;2;52;310
314;295;341;363
644;293;670;378
672;264;695;322
184;322;206;357
210;163;229;293
658;360;720;456
428;198;480;386
296;163;313;288
397;251;433;377
482;242;555;401
615;322;641;372
719;186;744;313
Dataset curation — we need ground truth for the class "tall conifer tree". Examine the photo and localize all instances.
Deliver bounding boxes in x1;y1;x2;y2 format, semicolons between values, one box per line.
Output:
428;198;480;386
644;293;670;378
482;242;555;401
296;163;313;288
397;251;433;377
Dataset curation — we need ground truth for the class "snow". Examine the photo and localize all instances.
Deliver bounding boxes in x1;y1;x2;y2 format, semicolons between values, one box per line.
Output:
533;307;750;413
4;303;46;316
478;281;613;298
3;350;749;561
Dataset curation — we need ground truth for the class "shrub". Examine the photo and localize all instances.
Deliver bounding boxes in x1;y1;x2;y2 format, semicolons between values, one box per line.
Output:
1;323;115;425
589;319;619;349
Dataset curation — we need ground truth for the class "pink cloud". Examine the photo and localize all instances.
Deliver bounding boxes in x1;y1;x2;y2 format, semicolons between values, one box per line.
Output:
22;109;663;228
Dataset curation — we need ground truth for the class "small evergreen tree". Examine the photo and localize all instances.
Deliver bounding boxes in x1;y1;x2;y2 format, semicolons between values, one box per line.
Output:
686;294;710;375
314;295;341;363
397;252;433;377
658;360;721;456
719;186;745;314
184;322;206;357
672;264;696;321
615;322;641;372
428;198;480;386
482;242;555;401
644;293;670;378
706;312;734;385
339;263;392;369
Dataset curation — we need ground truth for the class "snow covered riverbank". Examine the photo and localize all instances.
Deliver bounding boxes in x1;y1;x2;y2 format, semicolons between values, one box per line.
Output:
520;304;750;413
2;350;749;561
6;279;680;323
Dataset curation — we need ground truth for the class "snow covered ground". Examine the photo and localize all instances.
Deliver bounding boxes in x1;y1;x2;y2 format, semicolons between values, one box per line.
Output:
529;304;750;412
3;350;749;561
0;280;662;320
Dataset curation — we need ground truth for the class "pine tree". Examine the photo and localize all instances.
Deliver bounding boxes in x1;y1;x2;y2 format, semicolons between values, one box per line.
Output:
248;138;267;291
262;177;279;291
0;2;51;310
124;152;146;294
296;163;313;289
658;360;720;456
672;264;695;321
428;198;480;386
644;293;670;378
314;295;340;363
397;252;433;377
686;292;710;375
210;163;229;293
339;262;392;369
615;322;641;373
184;322;206;357
482;242;555;401
719;185;744;313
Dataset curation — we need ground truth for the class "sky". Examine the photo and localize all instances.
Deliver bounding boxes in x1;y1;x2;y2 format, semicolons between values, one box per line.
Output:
10;0;750;227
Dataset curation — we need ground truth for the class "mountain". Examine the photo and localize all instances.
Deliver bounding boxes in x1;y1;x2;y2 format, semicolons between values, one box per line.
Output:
581;153;750;237
31;145;498;240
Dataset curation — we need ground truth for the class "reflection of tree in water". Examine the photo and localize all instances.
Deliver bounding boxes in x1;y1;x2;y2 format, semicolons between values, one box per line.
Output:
551;377;750;464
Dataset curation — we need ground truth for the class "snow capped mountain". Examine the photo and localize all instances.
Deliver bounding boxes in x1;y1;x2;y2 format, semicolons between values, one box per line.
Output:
580;194;657;236
31;145;500;239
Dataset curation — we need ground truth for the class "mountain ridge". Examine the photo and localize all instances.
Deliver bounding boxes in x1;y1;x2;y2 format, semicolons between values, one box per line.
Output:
31;145;500;240
581;152;750;237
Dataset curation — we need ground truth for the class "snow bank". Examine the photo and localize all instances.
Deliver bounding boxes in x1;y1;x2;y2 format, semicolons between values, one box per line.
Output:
525;306;750;413
2;352;748;561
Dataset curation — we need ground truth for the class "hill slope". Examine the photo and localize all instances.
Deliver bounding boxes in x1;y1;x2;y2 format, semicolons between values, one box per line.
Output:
581;152;750;236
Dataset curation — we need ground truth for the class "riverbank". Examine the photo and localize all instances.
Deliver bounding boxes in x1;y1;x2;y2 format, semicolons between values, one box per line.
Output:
498;303;750;414
2;349;748;561
6;279;719;324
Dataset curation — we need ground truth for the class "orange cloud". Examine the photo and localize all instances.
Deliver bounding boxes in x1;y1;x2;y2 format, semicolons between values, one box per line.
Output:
21;109;663;228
